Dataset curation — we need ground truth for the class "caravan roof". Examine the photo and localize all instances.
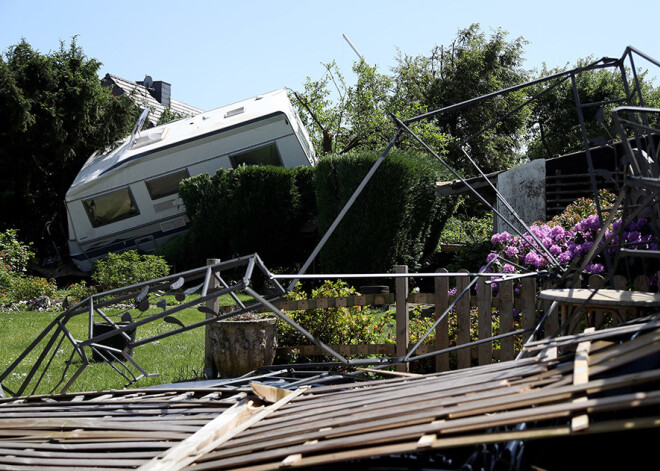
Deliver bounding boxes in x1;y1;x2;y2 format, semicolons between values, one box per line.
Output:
66;88;314;201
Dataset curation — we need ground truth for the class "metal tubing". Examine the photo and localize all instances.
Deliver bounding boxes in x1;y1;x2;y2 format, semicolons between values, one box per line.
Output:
29;329;67;396
214;272;246;309
80;283;243;347
273;271;527;279
128;303;262;348
243;256;256;288
201;265;213;297
407;328;531;363
405;56;617;124
626;46;660;69
516;300;559;360
0;311;65;383
459;75;571;147
96;308;133;341
459;146;561;269
88;297;94;340
394;115;561;269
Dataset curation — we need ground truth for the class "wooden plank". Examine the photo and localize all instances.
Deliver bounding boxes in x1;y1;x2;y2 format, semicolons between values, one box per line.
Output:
542;280;559;337
0;454;149;467
395;265;409;373
192;389;660;470
500;280;514;362
250;384;293;404
571;331;592;432
355;368;422;378
138;401;257;471
477;277;492;366
521;277;536;332
456;270;471;369
435;269;450;372
141;387;309;471
634;275;649;291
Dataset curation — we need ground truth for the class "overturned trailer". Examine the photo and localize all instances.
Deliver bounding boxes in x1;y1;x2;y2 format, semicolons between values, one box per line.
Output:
65;89;317;272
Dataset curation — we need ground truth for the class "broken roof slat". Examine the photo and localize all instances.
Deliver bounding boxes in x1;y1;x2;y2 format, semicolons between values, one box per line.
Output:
0;324;658;469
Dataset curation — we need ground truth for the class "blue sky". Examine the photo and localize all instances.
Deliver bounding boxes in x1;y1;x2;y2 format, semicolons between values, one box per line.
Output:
2;0;660;111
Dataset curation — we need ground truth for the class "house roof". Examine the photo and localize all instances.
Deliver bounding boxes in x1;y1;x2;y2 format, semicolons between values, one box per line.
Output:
103;74;203;126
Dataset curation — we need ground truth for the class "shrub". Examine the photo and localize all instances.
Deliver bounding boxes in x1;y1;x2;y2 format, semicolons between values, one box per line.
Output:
178;165;316;269
488;192;654;277
9;275;57;302
315;150;456;274
0;229;35;291
277;280;394;348
67;280;97;303
548;189;618;229
92;250;170;290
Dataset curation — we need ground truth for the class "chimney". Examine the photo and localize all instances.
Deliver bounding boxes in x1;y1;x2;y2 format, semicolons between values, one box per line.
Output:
152;81;171;107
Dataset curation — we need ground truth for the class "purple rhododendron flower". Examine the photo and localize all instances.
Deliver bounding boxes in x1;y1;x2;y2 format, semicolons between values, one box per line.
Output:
487;216;651;276
585;263;605;274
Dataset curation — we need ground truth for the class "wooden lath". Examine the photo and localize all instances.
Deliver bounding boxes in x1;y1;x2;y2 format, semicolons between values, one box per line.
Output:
1;322;659;470
0;387;245;470
180;324;660;470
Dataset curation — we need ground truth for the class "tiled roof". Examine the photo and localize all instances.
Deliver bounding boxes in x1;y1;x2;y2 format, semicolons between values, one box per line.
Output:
103;73;203;126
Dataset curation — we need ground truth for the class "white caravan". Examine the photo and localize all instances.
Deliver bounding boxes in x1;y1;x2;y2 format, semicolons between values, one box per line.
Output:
65;89;317;272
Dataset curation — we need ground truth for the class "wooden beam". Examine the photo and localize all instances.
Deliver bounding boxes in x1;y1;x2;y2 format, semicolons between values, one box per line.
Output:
139;387;308;471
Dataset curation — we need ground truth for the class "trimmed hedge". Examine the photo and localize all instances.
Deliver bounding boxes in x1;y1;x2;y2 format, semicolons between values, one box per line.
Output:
315;150;455;273
171;151;455;274
177;165;316;269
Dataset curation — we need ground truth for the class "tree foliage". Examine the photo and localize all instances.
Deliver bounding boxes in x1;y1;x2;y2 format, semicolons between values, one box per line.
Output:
292;60;449;158
294;24;529;175
395;24;530;174
525;59;660;160
0;38;138;253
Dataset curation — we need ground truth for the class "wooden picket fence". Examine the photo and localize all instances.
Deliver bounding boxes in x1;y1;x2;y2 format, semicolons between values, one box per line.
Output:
271;267;538;372
268;267;658;372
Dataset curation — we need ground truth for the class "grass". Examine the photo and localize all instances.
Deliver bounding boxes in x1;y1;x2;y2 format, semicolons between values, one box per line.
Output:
0;292;254;396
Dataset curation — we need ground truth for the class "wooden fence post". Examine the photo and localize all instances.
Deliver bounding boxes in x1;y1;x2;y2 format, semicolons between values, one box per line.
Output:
543;279;559;338
435;268;449;372
395;265;409;373
500;280;514;362
204;258;220;379
478;277;492;366
521;277;537;349
456;269;471;369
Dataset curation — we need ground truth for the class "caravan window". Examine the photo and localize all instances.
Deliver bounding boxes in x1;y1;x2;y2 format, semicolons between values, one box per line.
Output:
145;169;190;200
230;143;282;168
83;188;140;228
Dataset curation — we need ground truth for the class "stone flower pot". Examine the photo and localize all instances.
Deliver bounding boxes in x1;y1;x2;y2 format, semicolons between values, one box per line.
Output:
208;315;277;377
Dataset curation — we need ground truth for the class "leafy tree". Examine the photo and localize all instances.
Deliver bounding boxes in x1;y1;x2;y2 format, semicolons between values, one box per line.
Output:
397;24;530;174
294;25;528;174
525;59;660;160
0;38;138;254
292;60;448;157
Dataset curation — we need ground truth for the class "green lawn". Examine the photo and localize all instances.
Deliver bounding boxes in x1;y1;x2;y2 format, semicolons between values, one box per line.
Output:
0;293;253;396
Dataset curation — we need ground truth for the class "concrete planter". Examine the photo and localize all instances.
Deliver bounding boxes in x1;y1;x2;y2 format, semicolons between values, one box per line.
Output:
208;316;277;377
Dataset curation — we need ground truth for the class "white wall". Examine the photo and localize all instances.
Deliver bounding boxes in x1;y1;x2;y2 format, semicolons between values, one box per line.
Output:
495;159;546;234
